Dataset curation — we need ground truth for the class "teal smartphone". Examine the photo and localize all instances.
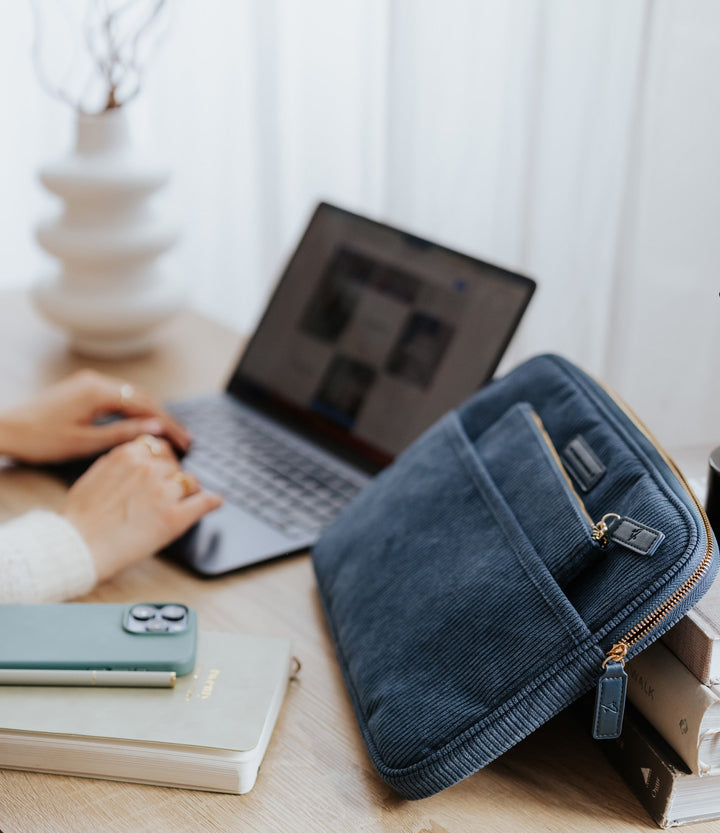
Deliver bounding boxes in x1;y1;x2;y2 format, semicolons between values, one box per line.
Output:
0;603;197;676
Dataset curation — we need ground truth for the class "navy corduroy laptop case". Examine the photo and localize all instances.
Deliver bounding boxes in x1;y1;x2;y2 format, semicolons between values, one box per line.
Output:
312;354;719;799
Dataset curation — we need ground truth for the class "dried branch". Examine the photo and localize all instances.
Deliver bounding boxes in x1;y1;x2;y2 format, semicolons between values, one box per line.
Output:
115;0;167;107
33;0;169;114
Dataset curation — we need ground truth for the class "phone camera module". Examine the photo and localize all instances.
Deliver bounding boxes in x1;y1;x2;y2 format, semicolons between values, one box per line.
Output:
124;603;189;634
160;605;187;622
130;604;156;621
145;618;170;632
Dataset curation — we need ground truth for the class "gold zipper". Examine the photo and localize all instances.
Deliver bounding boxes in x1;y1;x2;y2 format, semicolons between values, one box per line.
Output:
592;482;712;740
595;382;715;664
601;512;713;663
581;378;716;739
524;385;712;738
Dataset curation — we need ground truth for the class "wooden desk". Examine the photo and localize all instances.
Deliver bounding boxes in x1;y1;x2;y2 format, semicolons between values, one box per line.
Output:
0;291;704;833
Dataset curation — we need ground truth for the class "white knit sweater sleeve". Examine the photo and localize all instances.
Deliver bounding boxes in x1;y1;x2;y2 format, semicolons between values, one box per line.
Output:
0;510;97;603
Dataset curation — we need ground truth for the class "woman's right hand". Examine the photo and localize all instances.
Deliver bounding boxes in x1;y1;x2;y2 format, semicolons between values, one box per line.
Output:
61;436;222;583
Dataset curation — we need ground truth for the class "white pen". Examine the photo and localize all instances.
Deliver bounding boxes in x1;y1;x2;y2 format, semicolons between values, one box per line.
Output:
0;669;176;688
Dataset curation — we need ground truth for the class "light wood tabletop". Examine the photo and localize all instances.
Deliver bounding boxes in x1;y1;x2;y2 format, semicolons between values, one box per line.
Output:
0;290;711;833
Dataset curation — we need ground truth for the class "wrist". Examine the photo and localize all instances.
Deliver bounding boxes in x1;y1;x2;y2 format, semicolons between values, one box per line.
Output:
60;505;110;584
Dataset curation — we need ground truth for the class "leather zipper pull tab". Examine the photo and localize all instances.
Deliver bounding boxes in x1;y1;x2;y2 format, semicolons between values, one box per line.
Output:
592;643;628;740
591;513;665;556
604;515;665;556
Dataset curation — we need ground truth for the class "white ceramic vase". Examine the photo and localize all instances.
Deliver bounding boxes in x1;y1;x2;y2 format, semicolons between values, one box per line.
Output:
34;109;182;358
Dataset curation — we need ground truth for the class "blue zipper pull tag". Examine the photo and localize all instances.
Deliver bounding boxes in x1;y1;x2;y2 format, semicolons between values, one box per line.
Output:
593;644;628;740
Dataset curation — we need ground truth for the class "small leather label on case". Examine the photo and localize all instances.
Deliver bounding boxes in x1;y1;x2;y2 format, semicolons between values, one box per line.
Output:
607;516;664;556
561;435;606;492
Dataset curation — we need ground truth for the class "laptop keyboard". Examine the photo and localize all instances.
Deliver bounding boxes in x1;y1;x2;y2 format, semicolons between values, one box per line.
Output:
169;398;366;539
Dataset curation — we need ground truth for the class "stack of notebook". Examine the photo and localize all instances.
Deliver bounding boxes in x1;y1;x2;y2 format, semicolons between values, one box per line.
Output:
602;576;720;827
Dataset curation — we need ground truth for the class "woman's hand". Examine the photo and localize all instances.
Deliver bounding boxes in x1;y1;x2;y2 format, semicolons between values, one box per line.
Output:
0;370;191;463
61;435;222;583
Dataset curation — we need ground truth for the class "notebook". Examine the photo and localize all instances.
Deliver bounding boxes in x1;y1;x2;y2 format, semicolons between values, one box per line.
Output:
0;631;292;794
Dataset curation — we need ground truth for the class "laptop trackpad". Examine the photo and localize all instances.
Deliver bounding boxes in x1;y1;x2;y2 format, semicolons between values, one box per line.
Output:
164;501;315;576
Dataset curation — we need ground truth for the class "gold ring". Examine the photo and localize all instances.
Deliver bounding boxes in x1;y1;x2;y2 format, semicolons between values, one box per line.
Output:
119;383;135;408
135;433;163;456
173;471;194;498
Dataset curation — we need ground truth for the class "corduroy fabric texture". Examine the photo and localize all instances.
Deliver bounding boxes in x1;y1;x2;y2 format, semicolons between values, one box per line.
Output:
312;354;719;799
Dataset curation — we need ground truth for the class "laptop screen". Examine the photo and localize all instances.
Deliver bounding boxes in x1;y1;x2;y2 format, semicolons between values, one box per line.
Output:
228;203;535;471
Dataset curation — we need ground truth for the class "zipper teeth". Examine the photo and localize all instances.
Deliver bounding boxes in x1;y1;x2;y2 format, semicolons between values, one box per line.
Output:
529;410;594;527
594;379;715;653
620;544;712;649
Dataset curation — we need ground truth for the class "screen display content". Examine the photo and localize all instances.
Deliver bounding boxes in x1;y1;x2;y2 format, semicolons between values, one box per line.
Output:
233;204;534;465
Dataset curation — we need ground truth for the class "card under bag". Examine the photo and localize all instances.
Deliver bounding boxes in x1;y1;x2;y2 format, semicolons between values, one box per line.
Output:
312;354;718;799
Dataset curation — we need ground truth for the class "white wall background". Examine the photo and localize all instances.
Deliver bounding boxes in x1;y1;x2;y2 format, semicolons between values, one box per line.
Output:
0;0;718;450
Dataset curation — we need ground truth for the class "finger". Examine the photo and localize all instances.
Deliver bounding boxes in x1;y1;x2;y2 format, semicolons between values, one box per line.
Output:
83;376;192;452
129;434;177;462
113;387;192;451
169;470;201;500
77;419;173;455
128;409;191;453
75;438;177;483
174;490;223;529
108;434;178;467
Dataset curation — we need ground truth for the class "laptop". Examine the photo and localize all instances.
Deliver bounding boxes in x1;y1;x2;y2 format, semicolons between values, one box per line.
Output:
157;203;535;575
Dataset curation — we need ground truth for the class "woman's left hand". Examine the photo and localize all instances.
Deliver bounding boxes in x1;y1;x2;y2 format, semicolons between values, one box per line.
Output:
0;370;192;463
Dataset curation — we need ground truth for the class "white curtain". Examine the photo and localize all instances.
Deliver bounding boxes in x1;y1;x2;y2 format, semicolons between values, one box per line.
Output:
1;0;718;451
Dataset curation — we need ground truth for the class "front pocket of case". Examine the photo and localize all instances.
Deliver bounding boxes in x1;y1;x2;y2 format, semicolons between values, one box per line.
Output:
312;410;599;777
474;401;603;587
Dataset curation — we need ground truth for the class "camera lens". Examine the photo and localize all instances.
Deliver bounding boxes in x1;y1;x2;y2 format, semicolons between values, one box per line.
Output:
145;618;169;632
130;604;156;620
160;605;187;621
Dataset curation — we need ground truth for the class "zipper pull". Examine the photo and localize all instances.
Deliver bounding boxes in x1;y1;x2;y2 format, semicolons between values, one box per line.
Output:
592;642;628;740
591;514;664;556
591;513;620;548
